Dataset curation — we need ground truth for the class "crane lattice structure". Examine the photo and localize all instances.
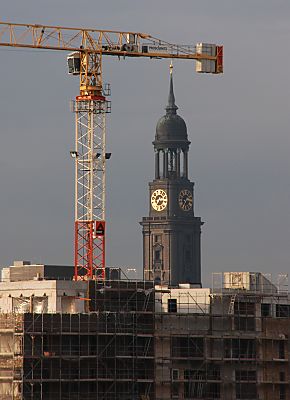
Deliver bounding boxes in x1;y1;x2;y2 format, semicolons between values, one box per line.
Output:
0;21;223;280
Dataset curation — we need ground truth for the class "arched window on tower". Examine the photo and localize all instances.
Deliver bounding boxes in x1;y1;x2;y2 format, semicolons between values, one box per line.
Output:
153;243;163;271
184;245;192;282
168;149;176;172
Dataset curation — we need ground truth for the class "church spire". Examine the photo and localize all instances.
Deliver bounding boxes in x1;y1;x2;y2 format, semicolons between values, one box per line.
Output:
141;62;203;287
165;63;178;115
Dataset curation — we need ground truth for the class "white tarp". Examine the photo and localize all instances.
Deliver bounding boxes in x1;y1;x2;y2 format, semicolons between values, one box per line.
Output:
12;298;30;313
33;297;48;313
0;333;13;354
12;297;48;313
0;382;12;398
61;297;76;313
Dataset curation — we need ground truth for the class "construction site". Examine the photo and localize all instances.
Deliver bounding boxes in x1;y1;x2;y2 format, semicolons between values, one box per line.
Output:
0;19;289;400
0;265;289;399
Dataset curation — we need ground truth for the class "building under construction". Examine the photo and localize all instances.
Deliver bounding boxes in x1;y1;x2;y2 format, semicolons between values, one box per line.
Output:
0;33;288;399
0;262;289;400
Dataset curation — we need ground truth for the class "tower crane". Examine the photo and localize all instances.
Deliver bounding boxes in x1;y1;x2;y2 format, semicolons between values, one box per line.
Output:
0;21;223;281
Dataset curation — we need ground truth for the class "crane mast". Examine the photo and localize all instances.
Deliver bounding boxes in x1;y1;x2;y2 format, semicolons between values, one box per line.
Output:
0;21;223;281
69;52;111;280
72;81;110;280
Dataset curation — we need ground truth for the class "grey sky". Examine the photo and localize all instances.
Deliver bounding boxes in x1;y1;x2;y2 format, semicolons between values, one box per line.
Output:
0;1;290;286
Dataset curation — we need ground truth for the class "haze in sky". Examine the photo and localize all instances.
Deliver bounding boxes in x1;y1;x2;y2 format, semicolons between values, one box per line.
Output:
0;1;290;286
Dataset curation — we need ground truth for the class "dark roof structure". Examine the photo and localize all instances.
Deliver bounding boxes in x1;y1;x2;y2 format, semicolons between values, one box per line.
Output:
154;71;189;148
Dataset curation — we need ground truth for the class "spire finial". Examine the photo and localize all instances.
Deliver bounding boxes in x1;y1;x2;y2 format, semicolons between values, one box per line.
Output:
166;62;178;114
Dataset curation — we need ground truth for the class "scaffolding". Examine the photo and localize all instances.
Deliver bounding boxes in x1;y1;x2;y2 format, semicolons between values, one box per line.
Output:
0;281;155;400
154;273;290;400
0;274;290;399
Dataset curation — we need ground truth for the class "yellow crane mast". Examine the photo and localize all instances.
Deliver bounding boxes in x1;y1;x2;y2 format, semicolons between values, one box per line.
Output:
0;21;223;280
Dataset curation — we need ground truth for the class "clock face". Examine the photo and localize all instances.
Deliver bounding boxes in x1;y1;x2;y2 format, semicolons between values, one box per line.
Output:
179;189;193;211
151;189;168;211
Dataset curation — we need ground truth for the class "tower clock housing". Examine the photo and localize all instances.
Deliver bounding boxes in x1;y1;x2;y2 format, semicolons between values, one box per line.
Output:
140;71;203;287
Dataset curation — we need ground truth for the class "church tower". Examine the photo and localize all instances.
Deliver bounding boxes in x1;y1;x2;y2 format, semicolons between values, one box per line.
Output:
140;68;203;286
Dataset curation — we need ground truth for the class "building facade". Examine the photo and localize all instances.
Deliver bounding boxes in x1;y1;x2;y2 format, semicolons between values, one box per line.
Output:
154;272;290;400
0;263;155;400
0;267;289;399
